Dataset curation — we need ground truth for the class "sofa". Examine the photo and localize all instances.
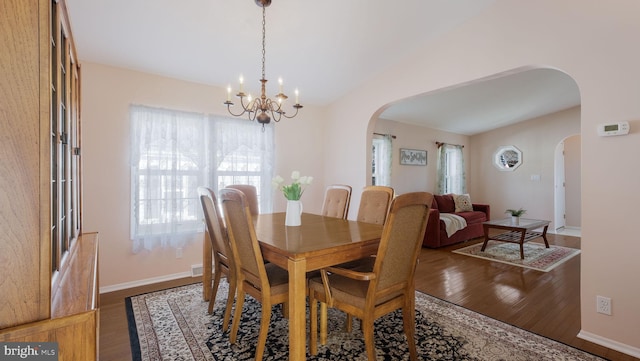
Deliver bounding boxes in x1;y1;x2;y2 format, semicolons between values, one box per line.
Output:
422;193;490;248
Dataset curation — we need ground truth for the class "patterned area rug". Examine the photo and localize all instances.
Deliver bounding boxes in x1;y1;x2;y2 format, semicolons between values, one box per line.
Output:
453;242;580;272
126;282;603;361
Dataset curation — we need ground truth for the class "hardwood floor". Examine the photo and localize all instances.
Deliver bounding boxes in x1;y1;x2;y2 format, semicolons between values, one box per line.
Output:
99;233;638;360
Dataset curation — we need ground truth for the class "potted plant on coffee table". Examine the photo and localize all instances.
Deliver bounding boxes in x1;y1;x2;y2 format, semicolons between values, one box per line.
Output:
505;208;526;225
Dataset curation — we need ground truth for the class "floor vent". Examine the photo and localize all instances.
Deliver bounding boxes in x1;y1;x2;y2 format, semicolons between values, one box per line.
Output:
191;264;203;277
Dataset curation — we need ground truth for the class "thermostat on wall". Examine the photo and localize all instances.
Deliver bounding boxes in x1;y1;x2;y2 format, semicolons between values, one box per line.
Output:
597;121;629;136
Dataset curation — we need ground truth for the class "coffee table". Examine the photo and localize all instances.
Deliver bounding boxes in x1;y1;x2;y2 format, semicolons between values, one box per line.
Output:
481;218;550;259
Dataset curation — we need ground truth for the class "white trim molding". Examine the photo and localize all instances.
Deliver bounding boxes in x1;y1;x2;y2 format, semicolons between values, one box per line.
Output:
99;271;192;294
578;330;640;359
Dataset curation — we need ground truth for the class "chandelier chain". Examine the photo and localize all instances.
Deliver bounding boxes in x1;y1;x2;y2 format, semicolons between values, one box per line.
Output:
261;5;266;81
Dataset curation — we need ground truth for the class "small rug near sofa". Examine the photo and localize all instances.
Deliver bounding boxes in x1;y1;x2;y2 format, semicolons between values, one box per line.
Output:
453;241;580;272
126;282;603;361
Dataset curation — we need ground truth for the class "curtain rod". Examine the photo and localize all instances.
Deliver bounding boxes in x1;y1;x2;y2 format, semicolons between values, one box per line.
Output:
373;132;397;139
436;141;464;148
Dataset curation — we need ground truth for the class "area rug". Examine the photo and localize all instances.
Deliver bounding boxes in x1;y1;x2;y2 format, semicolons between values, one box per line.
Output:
452;242;580;272
126;282;603;361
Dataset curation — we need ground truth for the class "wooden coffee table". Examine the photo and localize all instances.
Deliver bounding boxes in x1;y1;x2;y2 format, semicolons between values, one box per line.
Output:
481;218;550;259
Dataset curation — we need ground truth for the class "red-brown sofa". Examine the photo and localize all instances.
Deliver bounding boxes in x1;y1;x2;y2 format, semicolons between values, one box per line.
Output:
422;194;490;248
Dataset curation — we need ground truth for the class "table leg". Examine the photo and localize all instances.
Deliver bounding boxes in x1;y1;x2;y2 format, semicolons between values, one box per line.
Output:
519;230;526;259
288;257;307;361
541;225;550;248
203;230;212;301
481;225;490;251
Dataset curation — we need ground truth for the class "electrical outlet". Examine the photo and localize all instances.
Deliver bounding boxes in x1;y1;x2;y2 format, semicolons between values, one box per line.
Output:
596;295;612;315
176;247;183;259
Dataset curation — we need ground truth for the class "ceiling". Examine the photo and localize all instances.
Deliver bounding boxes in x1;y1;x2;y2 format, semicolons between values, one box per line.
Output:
65;0;580;135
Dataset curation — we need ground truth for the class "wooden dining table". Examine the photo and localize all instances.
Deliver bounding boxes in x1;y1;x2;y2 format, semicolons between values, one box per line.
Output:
202;212;384;360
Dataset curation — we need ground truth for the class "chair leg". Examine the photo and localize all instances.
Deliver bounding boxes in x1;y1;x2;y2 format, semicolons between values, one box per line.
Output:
229;291;245;344
362;316;376;361
345;314;353;332
208;266;222;314
222;277;235;332
402;305;418;361
254;301;272;361
309;292;318;355
320;301;328;345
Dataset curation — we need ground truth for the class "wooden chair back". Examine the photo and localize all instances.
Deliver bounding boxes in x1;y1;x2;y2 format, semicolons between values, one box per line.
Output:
227;184;259;216
356;185;394;225
321;184;352;219
197;187;235;324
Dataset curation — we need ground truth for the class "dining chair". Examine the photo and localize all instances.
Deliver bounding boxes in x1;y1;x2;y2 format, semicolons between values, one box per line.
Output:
321;184;352;219
218;188;289;361
197;187;235;331
227;184;259;216
308;192;433;360
338;185;395;283
356;185;394;225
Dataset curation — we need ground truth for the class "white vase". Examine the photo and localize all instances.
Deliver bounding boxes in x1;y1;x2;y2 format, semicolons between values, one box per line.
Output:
285;200;303;226
511;216;520;225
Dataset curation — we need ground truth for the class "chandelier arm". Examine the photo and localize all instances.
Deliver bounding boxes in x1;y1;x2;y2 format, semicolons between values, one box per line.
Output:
270;108;282;122
281;105;303;119
226;106;249;117
248;109;257;121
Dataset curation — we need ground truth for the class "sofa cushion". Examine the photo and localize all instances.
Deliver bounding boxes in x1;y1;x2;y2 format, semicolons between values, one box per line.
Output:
434;194;455;213
456;211;487;225
454;193;473;212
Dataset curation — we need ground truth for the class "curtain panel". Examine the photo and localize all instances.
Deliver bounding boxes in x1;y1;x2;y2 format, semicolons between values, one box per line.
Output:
130;105;274;252
436;143;466;195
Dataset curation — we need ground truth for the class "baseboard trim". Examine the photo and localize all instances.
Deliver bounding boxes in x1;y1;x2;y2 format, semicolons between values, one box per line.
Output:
578;330;640;358
99;272;194;294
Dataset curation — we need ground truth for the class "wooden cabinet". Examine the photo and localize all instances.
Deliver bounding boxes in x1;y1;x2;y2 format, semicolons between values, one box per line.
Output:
0;0;97;359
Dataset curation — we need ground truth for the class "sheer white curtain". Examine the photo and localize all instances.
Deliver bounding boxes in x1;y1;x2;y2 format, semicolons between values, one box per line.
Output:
130;105;206;252
130;106;275;252
372;134;392;186
209;115;275;213
436;143;466;194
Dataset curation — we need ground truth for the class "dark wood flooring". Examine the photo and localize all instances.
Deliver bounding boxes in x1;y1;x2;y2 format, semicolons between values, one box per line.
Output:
99;233;638;361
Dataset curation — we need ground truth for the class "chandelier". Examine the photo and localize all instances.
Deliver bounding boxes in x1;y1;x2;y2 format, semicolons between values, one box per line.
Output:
224;0;303;126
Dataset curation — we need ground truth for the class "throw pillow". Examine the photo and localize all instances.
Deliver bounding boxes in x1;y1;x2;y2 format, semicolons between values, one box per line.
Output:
454;193;473;212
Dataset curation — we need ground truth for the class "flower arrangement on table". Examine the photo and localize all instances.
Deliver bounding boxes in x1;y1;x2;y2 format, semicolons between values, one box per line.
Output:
272;171;313;200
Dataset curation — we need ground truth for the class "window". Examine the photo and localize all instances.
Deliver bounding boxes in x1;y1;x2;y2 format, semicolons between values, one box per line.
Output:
372;134;392;186
436;143;466;194
130;106;274;252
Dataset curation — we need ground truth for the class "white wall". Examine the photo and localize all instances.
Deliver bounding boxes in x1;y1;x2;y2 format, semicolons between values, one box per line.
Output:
322;0;640;355
373;118;469;195
82;63;327;289
469;107;580;227
564;135;582;227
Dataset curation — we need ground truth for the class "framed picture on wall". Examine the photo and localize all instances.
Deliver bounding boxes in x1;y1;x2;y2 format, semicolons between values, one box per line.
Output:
400;148;427;166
